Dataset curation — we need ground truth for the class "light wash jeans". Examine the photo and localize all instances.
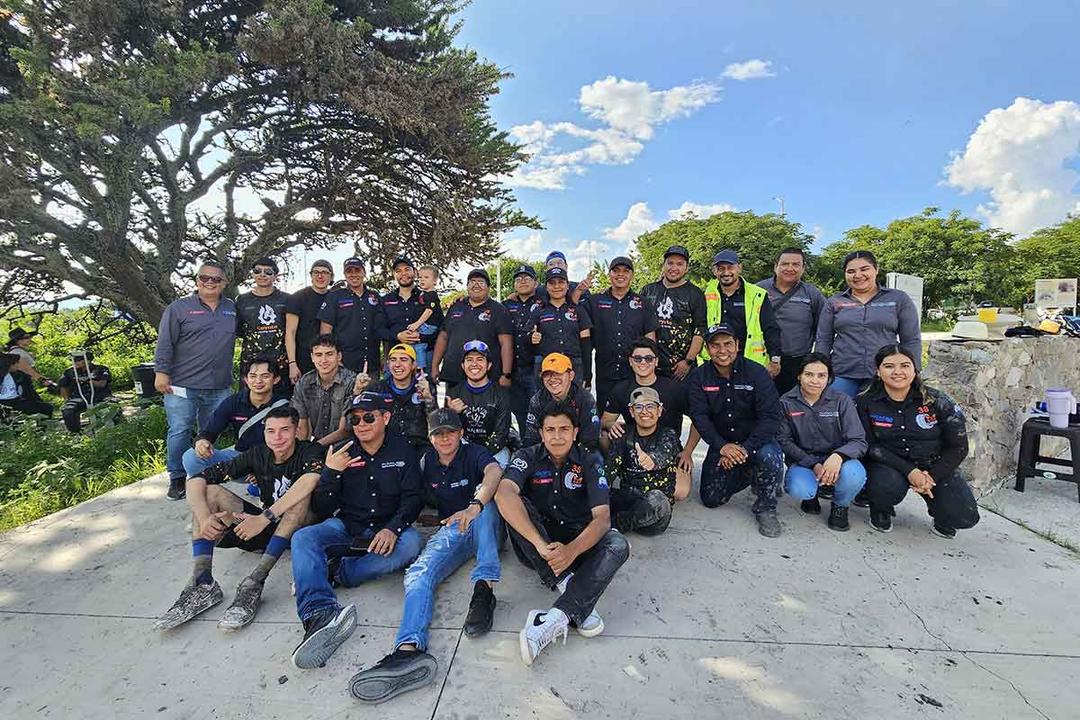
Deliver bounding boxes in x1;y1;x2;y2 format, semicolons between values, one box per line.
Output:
831;377;870;398
394;502;502;651
163;388;232;480
784;459;867;507
181;446;241;478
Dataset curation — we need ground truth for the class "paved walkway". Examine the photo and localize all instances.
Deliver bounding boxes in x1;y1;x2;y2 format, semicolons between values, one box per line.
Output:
1;464;1077;719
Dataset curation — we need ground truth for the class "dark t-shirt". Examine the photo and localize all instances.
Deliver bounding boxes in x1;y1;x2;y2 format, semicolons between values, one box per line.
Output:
58;363;112;401
421;442;496;519
235;289;291;365
439;298;513;384
639;281;707;376
286;287;331;371
603;375;688;436
202;440;324;509
503;443;609;536
606;426;682;500
446;380;512;453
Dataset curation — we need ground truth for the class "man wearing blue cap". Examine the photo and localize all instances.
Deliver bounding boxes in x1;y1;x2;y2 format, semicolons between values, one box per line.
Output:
503;264;544;432
536;251;595;305
318;258;388;374
702;249;782;377
687;323;785;538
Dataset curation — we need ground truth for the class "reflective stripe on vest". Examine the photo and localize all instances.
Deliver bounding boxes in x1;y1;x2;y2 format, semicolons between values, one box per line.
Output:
700;280;769;367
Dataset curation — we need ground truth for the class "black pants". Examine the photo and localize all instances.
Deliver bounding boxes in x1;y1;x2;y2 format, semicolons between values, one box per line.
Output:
61;398;88;432
864;462;980;532
774;355;805;395
610;486;672;535
506;496;629;626
0;373;53;417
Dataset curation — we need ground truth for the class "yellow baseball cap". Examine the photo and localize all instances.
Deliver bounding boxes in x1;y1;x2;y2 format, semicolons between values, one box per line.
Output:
541;353;573;374
387;343;417;361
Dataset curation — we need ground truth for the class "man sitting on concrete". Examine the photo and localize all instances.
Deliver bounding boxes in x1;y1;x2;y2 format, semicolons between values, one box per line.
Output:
155;406;323;632
522;353;599;450
688;323;785;537
445;339;513;466
358;343;436;452
289;392;424;670
348;408;503;703
182;356;290;478
496;403;629;666
606;387;689;535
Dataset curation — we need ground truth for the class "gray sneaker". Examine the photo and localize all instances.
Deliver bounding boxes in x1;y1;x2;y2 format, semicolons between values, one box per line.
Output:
292;604;357;669
756;510;782;538
154;580;223;631
218;578;264;631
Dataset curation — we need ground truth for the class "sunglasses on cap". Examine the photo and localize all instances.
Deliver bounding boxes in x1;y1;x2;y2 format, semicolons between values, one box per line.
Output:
462;340;489;354
348;411;381;426
197;274;225;284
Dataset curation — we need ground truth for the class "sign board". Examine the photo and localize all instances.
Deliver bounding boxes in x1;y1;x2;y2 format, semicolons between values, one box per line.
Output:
886;272;924;318
1034;278;1078;309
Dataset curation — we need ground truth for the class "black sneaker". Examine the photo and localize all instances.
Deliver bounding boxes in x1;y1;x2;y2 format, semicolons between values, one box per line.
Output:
800;497;821;514
291;604;357;669
827;504;850;532
166;476;186;501
817;485;835;500
868;509;893;533
931;522;957;539
755;510;782;538
851;490;870;508
349;648;438;703
463;581;496;638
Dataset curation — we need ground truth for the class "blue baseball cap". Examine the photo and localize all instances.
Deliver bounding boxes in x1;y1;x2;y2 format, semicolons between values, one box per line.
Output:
513;264;537;280
350;391;390;412
546;251;567;263
712;249;740;265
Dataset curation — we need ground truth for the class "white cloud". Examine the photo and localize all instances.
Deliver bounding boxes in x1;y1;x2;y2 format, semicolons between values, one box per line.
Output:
603;201;659;242
578;76;720;140
721;59;776;81
944;97;1080;236
667;201;735;220
498;232;607;280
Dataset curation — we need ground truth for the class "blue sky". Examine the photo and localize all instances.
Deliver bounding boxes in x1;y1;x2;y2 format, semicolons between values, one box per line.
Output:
450;0;1080;279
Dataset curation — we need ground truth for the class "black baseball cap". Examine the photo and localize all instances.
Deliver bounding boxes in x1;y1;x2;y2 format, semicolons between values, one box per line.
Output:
704;322;737;341
609;256;634;271
545;267;569;283
343;257;365;270
663;245;690;260
392;256;415;270
467;268;491;285
514;264;537;280
428;407;463;435
349;391;390;412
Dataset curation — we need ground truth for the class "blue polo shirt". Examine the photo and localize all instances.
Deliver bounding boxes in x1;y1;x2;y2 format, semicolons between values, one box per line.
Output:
421;442;496;519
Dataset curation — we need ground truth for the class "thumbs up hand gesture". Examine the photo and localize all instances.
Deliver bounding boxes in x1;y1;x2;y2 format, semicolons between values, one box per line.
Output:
634;442;656;471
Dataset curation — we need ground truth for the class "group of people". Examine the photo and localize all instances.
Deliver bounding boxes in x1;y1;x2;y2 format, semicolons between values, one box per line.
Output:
149;246;979;704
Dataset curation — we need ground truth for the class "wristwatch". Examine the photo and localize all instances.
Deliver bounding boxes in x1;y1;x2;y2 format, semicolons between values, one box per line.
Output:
770;356;781;363
501;372;512;379
262;508;279;523
469;498;484;510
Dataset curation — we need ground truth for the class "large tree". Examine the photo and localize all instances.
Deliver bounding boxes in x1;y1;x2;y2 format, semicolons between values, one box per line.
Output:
0;0;536;325
1010;216;1080;306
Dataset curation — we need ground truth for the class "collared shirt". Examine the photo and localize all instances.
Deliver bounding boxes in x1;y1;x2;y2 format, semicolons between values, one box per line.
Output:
291;366;357;440
687;357;782;452
235;288;291;365
504;443;609;535
203;441;324;508
606;426;682;501
712;280;782;358
197;390;291;452
446;380;512;453
285;287;331;370
815;287;922;379
368;377;435;450
527;299;592;361
523;381;600;450
421;442;496;519
503;293;544;369
439;297;513;384
639;281;707;376
58;363;112;401
154;293;237;390
317;285;388;373
757;277;826;356
313;431;423;537
604;375;688;436
587;289;658;382
778;386;867;467
381;286;442;347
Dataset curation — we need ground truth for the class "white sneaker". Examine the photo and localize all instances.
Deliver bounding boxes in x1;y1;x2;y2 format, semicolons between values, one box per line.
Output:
555;573;604;637
519;608;569;666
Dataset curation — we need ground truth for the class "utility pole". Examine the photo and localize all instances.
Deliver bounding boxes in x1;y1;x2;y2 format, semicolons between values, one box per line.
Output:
773;195;786;217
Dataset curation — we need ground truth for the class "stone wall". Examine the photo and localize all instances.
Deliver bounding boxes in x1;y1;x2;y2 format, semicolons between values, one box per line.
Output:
925;336;1080;496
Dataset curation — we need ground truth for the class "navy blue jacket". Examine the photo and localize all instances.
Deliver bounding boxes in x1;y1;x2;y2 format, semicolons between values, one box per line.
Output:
196;391;291;452
687;356;781;453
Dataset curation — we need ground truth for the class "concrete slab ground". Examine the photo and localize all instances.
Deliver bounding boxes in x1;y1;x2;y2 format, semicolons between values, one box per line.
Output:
980;478;1080;552
2;465;1078;719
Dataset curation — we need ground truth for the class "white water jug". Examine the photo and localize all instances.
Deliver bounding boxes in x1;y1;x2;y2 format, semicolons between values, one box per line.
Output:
1045;388;1077;429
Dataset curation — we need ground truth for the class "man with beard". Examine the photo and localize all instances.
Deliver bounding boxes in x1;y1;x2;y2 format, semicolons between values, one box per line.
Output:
757;248;827;394
640;246;707;380
702;249;782;378
381;256;443;374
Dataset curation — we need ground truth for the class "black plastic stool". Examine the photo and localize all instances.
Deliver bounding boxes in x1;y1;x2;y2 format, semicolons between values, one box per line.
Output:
1014;417;1080;502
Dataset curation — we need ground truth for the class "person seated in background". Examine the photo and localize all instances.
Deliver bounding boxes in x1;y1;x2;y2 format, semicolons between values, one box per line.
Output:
777;353;867;532
523;353;599;451
358;343;436;452
446;340;513;466
606;387;688;535
182;356;290;478
0;352;53;417
496;403;629;667
155;406;323;632
347;408;503;704
857;345;979;539
5;327;55;389
56;350;112;433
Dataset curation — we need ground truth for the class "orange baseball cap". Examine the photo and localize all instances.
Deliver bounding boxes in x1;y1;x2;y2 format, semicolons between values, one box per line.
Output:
541;353;573;374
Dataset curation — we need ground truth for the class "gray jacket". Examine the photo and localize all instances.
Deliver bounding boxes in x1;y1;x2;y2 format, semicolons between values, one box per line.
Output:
757;278;826;356
154;294;237;390
778;385;867;467
814;287;921;379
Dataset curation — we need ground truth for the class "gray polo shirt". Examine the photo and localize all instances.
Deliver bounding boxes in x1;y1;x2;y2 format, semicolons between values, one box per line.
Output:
815;287;922;379
757;277;826;356
154;293;237;390
778;385;868;467
291;366;357;440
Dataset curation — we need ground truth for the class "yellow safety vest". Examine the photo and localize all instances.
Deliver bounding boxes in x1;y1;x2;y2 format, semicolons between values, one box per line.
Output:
701;279;769;366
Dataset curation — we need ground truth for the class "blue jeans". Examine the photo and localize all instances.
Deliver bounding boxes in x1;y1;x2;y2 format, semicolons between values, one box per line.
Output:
395;503;502;651
163;388;232;480
700;441;785;514
509;366;536;436
831;377;870;398
181;446;241;478
291;518;423;622
784;460;867;507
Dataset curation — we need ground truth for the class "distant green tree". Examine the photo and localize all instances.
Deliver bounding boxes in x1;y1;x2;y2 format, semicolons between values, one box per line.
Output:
484;255;545;299
1009;216;1080;305
634;211;814;288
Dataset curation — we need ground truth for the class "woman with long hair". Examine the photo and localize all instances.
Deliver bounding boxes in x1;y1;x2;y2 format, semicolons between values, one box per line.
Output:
815;251;921;397
856;345;979;538
778;353;867;531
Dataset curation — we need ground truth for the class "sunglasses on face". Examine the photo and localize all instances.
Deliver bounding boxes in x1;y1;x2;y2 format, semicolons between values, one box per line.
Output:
197;274;225;284
348;411;380;426
251;268;276;277
629;354;657;364
631;402;660;413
